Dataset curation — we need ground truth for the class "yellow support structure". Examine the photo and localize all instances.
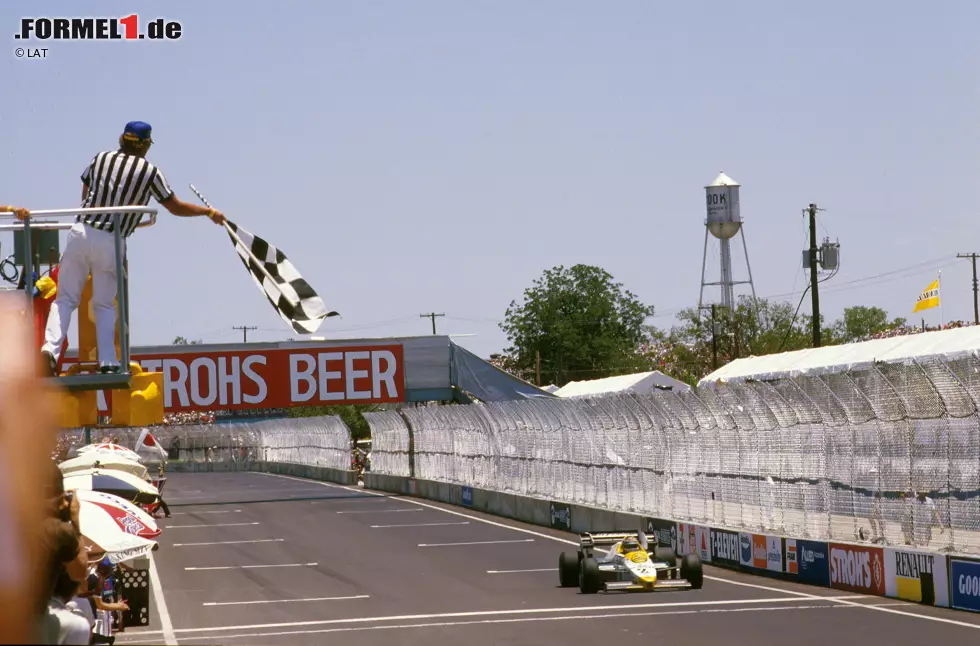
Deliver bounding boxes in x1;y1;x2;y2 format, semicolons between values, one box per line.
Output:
59;273;165;427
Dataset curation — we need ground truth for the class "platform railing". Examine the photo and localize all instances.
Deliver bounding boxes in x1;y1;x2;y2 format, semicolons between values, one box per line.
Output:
0;206;157;391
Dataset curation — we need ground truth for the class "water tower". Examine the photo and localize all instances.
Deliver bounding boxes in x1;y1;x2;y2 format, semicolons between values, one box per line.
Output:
698;171;758;311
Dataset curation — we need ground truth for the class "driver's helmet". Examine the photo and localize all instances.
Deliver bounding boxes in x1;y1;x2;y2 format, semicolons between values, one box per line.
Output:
622;538;640;553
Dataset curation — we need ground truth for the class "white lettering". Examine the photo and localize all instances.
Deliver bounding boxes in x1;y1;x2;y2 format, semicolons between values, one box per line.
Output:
372;350;398;398
217;357;241;406
345;351;371;400
831;548;870;588
961;574;980;596
190;357;217;407
318;352;343;401
163;359;189;408
290;354;316;402
242;355;267;404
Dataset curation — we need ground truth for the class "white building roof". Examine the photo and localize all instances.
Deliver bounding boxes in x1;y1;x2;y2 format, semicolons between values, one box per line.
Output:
555;371;691;398
697;325;980;386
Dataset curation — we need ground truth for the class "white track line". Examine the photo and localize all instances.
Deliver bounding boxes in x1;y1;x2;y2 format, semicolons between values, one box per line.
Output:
371;522;470;528
487;568;556;574
184;563;317;571
203;595;369;607
169;510;242;516
147;550;176;645
114;595;869;638
255;472;980;630
116;604;894;643
336;509;422;514
419;539;534;547
173;539;284;547
165;522;260;529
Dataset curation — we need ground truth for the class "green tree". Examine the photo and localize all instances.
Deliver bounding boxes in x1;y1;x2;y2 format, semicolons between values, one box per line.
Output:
173;336;203;345
829;305;907;343
499;264;654;386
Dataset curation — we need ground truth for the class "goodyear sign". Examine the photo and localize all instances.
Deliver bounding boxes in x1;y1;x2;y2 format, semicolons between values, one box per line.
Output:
884;548;949;606
949;557;980;612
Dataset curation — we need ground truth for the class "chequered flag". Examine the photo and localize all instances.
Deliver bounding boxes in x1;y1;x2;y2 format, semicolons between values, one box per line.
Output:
226;220;338;334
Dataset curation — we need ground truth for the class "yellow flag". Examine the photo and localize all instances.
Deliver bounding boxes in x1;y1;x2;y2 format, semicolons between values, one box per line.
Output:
912;278;940;313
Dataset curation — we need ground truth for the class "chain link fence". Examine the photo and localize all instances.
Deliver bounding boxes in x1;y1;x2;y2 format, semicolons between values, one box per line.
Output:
362;410;411;477
57;416;353;471
366;358;980;556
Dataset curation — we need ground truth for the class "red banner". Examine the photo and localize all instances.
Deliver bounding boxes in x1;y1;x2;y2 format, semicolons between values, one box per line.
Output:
64;344;405;413
829;542;886;595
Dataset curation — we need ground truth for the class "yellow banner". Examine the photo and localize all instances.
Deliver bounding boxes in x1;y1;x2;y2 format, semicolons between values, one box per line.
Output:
912;279;940;313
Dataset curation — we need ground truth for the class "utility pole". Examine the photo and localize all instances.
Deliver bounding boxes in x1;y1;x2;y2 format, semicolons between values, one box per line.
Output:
420;312;445;335
807;203;821;348
233;325;257;342
535;350;541;386
958;253;980;324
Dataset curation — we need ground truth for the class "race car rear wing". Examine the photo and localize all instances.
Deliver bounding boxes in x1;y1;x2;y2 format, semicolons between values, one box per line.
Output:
579;530;651;550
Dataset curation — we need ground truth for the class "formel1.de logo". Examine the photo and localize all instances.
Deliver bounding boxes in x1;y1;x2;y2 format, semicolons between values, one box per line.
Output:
15;15;182;40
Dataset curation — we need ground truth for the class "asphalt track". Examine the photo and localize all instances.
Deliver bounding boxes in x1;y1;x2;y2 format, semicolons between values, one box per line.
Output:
116;472;980;645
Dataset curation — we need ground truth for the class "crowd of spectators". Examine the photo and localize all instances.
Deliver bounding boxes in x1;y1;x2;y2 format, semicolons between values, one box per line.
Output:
37;464;132;644
160;411;216;426
856;319;977;342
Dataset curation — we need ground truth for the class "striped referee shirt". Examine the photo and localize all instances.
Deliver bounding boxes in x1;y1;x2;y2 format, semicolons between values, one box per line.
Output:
78;150;174;237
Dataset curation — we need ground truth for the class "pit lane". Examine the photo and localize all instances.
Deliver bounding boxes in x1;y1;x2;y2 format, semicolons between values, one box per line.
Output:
116;472;980;645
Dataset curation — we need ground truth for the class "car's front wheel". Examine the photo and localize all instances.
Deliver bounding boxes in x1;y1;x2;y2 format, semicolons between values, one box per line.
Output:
579;557;601;594
558;551;580;587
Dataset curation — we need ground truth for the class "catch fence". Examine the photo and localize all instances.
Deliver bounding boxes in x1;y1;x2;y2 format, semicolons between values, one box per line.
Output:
57;415;353;471
366;356;980;556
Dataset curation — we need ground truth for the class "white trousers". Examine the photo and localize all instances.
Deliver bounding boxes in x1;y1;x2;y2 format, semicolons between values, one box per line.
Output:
42;222;125;367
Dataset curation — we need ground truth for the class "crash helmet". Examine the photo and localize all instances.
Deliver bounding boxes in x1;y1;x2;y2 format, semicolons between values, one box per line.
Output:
622;538;640;553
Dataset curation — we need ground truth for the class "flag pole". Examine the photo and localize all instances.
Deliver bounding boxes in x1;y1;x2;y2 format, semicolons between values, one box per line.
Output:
939;270;944;327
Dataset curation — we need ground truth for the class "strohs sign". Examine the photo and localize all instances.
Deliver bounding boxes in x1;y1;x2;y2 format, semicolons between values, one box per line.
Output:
66;344;406;413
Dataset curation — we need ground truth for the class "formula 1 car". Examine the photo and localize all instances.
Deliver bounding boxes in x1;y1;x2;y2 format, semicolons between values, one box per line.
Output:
557;530;703;594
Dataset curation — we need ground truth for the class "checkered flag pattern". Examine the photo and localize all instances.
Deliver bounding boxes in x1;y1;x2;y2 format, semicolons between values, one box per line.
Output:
226;220;338;334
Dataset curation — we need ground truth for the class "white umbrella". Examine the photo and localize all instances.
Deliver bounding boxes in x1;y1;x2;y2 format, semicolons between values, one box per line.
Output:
77;443;143;463
59;454;149;480
78;500;156;564
63;468;160;505
74;489;160;539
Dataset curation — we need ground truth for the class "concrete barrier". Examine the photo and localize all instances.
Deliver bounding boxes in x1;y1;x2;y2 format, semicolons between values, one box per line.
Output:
362;473;975;614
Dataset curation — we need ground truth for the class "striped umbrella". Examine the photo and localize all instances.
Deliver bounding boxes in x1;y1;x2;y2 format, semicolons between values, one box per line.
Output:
74;488;160;539
59;454;149;481
77;443;143;463
78;500;156;564
63;468;160;505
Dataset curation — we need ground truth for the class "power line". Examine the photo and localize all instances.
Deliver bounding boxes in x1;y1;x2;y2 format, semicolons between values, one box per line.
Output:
420;312;445;335
232;325;257;342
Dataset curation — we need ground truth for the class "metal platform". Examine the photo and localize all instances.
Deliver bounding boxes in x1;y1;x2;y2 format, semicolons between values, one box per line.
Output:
52;372;133;392
2;206;157;394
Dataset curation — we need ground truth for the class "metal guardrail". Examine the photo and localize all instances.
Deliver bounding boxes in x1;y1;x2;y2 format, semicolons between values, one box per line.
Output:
0;207;157;390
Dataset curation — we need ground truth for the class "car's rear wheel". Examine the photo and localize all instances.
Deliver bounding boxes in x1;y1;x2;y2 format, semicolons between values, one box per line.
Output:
681;553;703;589
558;551;580;587
579;557;601;594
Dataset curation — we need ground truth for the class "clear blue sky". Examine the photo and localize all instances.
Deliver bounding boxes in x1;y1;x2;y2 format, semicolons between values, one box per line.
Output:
2;0;977;359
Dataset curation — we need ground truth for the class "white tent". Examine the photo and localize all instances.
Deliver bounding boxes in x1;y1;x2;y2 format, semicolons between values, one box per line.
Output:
697;325;980;387
554;371;691;398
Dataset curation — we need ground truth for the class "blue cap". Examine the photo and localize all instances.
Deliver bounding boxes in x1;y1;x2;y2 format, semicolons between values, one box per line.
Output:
122;121;153;143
